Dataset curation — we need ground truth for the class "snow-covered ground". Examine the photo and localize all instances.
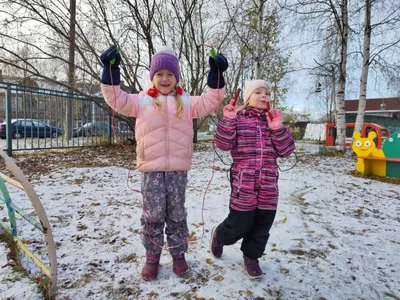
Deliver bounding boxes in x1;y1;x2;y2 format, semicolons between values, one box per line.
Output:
1;142;399;299
0;244;42;299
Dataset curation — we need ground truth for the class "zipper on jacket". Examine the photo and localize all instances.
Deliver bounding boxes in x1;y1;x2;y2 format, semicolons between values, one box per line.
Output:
237;170;243;198
258;124;263;180
165;95;170;171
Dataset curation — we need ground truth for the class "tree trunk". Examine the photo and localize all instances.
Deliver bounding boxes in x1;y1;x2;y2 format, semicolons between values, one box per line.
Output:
335;0;349;152
354;0;371;134
255;0;264;79
331;67;336;125
66;0;76;140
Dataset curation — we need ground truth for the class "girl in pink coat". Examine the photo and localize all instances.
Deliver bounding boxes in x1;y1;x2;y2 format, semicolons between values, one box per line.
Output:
210;80;295;279
100;45;228;280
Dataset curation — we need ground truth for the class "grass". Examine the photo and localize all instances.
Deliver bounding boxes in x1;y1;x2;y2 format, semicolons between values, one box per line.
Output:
316;150;344;157
13;147;82;157
36;275;56;300
0;229;23;273
348;170;400;185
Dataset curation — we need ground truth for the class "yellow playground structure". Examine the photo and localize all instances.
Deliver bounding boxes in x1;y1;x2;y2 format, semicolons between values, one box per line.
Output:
352;131;400;178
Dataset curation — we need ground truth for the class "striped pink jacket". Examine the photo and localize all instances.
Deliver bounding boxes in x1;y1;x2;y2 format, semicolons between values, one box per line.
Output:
215;108;295;211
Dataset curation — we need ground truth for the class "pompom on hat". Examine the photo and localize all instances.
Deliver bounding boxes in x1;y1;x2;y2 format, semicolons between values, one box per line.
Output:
149;47;180;83
243;80;270;104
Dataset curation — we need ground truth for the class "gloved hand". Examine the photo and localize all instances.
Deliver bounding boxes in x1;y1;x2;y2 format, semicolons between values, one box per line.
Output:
223;99;237;119
207;53;228;89
267;108;284;130
100;45;121;85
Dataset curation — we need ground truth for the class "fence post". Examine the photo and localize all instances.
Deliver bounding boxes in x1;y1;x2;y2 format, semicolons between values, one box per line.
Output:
107;114;112;144
6;84;12;157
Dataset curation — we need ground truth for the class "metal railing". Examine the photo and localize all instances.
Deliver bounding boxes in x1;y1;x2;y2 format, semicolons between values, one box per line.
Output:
0;82;134;156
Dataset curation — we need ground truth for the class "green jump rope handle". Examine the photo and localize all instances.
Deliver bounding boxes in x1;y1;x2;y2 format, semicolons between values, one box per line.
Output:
210;48;217;60
110;47;121;65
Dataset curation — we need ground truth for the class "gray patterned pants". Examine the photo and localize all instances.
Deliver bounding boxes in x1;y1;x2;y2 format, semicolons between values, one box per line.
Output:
140;171;188;257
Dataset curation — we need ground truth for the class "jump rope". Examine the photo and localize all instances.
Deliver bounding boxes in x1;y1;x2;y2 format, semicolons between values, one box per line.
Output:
107;46;297;251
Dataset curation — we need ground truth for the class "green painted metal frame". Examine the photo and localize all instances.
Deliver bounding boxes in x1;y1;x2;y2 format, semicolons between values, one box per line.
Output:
0;177;17;236
0;149;58;293
0;190;44;233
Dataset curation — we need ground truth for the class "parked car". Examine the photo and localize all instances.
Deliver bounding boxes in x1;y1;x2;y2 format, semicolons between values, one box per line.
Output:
0;119;63;139
73;122;108;137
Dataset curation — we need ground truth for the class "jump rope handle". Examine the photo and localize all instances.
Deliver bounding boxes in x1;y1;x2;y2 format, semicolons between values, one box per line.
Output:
110;47;121;65
210;48;217;60
266;101;273;120
232;88;241;106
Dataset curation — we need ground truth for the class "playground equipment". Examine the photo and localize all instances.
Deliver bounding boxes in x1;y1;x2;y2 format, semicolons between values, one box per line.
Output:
0;148;57;293
352;131;400;178
326;122;390;148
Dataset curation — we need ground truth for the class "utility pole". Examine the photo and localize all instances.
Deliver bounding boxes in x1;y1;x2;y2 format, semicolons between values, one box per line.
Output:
66;0;76;140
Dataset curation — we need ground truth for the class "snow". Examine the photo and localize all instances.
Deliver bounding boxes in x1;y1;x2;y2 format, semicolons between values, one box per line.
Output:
1;142;399;299
0;244;42;300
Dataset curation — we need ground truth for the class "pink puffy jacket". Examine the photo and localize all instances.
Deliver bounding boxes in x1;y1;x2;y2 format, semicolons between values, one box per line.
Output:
101;84;224;172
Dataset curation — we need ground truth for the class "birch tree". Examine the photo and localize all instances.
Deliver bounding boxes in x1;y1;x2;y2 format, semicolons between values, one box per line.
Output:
335;0;349;152
353;0;371;135
354;0;400;134
279;0;350;151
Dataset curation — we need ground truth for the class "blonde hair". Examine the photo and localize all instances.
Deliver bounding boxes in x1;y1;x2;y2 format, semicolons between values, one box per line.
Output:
175;94;183;119
236;103;248;113
151;86;183;119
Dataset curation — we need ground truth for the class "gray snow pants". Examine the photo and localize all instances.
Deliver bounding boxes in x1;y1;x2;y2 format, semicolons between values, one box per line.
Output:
140;171;188;257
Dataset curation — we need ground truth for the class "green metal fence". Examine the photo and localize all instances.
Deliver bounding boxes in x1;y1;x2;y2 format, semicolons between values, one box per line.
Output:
346;114;400;134
0;82;134;156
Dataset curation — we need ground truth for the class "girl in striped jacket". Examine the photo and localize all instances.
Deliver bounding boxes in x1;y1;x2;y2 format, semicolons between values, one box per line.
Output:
210;80;295;279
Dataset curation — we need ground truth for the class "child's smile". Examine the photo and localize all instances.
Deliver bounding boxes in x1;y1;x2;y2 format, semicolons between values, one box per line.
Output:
153;69;177;95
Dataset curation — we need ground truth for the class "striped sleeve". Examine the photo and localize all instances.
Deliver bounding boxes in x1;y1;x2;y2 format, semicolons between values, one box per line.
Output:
215;117;237;151
271;127;296;158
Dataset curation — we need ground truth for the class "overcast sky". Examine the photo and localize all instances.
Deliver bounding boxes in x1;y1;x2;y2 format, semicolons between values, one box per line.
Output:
278;1;400;119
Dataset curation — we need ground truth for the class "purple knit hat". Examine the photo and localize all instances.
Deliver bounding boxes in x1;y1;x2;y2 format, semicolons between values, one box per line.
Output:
149;47;180;83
